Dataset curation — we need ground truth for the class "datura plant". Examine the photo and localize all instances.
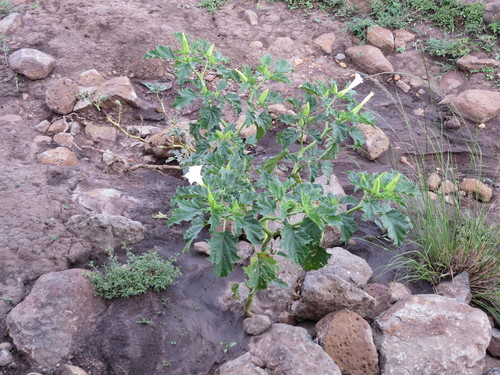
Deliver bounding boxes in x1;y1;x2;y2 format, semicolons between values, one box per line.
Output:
146;33;419;317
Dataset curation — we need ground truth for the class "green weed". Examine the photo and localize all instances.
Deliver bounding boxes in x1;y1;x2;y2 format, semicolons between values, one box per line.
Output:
197;0;227;12
87;249;181;300
0;0;13;18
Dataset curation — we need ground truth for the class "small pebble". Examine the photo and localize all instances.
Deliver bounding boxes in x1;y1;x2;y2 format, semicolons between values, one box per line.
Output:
0;348;13;366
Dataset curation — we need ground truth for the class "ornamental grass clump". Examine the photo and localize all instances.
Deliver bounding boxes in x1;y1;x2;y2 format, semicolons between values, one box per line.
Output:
146;33;419;316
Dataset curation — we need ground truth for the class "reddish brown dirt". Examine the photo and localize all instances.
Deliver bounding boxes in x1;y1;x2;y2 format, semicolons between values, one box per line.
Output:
0;0;498;374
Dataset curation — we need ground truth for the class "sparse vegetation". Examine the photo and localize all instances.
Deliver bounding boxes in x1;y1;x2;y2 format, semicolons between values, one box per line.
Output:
87;249;181;300
0;0;13;18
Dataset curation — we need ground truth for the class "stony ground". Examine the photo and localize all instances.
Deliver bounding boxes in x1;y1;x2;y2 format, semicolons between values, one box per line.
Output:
0;0;499;374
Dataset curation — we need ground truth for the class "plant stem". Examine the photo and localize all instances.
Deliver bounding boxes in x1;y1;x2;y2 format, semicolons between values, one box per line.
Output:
244;290;256;317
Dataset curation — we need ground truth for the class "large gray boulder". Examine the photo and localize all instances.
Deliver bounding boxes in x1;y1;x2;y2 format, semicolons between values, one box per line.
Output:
6;269;106;369
374;294;492;375
292;247;374;320
67;212;145;250
249;323;342;375
216;353;268;375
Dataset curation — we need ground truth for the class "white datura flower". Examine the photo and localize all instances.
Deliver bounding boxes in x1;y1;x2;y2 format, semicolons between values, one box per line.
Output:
184;165;205;186
338;73;363;96
352;91;375;114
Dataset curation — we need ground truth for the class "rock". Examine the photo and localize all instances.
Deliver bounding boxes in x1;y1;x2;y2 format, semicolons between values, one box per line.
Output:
427;172;441;191
388;282;412;303
37;147;78;166
48;118;69;135
439;180;458;194
0;348;13;366
0;342;12;351
316;310;379;375
447;89;500;123
235;114;257;139
243;315;272;336
395;80;410;93
249;41;263;49
460;178;493;202
346;45;394;74
293;247;375;320
243;10;259;26
357;123;390;160
144;123;191;158
53;132;75;148
67;212;145;250
313;32;336;54
45;78;80;115
364;283;392;319
488;329;500;357
93;76;141;108
84;123;117;142
485;369;500;375
435;271;472;304
193;241;210;256
72;185;138;216
438;70;465;92
457;56;500;72
0;114;23;126
484;1;500;24
445;117;461;129
216;353;267;375
272;37;295;53
236;241;254;265
56;364;89;375
76;69;105;86
70;122;81;135
35;119;51;133
268;103;289;118
367;25;394;53
0;12;22;35
6;269;106;368
394;29;415;50
33;135;52;144
249;323;342;375
374;294;492;375
8;48;55;80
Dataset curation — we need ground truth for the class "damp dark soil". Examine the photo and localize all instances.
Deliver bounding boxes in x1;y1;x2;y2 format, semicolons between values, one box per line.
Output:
0;0;498;374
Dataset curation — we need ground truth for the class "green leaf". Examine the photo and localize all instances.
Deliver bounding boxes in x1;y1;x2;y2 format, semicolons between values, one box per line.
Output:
200;105;222;128
256;196;276;216
275;59;292;73
168;199;205;225
262;150;288;173
173;88;197;110
208;231;239;277
183;216;207;251
235;215;264;245
323;213;357;243
143;45;175;60
175;62;195;85
361;196;380;220
280;224;311;265
279;113;298;125
277;128;299;149
348;125;366;147
225;92;242;113
379;209;411;246
244;252;279;291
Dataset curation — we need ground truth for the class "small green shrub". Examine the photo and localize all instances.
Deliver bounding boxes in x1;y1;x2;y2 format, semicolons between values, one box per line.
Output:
346;17;375;41
370;0;414;29
197;0;227;12
87;250;181;300
0;0;13;18
424;36;471;60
